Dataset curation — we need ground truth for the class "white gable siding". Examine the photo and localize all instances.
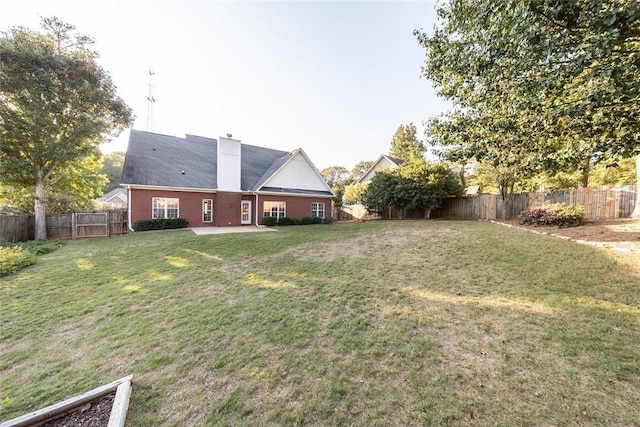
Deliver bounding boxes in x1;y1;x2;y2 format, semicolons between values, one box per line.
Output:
265;152;329;191
360;156;399;183
217;137;241;192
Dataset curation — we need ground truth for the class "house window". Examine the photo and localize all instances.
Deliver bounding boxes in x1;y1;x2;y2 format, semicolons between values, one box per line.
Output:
311;202;325;218
263;201;286;219
152;197;179;219
202;199;213;222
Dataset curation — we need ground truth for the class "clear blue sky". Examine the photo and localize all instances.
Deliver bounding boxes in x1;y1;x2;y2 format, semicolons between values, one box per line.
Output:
1;1;449;171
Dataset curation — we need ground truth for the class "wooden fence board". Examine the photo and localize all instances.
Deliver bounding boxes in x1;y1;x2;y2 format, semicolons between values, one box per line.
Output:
433;184;636;221
0;210;128;243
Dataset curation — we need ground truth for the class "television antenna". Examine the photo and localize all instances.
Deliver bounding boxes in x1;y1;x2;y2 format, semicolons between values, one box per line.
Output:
146;68;157;131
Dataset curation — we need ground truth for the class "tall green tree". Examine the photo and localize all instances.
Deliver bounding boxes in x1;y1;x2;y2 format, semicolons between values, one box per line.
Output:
389;123;425;162
416;0;640;217
0;17;133;239
100;151;125;194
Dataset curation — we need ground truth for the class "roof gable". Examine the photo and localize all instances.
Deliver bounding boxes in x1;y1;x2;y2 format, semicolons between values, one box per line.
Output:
357;154;404;184
259;149;334;195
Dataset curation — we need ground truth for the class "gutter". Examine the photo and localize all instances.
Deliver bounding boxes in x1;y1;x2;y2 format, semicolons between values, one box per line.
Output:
125;185;134;232
253;192;265;227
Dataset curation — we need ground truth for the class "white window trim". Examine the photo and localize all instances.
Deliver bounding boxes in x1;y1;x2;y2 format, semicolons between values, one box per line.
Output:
263;201;286;219
202;199;213;223
311;202;325;218
152;197;180;219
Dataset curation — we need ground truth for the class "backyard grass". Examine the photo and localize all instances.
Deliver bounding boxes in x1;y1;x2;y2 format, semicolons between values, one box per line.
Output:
1;220;639;426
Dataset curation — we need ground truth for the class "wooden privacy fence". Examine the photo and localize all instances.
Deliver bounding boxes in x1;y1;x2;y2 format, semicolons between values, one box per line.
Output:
339;184;636;222
432;184;637;221
0;210;128;243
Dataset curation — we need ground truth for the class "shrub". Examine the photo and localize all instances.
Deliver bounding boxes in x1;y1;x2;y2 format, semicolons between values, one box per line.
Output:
262;217;277;226
19;239;64;255
133;218;188;232
291;218;301;225
518;204;585;227
301;217;313;225
323;217;334;224
312;217;323;224
0;246;36;277
277;217;293;226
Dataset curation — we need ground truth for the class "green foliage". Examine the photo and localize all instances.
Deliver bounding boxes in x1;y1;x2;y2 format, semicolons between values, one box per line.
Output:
343;182;367;204
416;0;640;210
389;123;425;162
17;239;64;255
0;17;133;239
362;158;463;215
277;217;293;226
133;218;188;231
320;166;350;189
100;152;125;194
349;161;374;183
0;246;36;276
263;216;328;226
518;204;585;228
322;217;333;224
262;217;277;226
590;158;637;186
0;154;107;214
0;239;62;276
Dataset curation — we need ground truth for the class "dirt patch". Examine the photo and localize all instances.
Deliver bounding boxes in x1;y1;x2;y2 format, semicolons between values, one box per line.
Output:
42;394;114;427
496;218;640;266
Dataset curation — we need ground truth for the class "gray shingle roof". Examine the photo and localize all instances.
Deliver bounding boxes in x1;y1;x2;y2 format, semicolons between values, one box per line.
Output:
120;130;295;192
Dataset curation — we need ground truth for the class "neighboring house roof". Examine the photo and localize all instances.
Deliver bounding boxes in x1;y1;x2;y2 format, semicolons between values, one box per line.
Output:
120;130;334;197
356;154;404;184
466;185;482;195
98;188;127;203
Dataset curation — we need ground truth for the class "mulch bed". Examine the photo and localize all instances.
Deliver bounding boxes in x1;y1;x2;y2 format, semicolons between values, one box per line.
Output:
42;394;114;427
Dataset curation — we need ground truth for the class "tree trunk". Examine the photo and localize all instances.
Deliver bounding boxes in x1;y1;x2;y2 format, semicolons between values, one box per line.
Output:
631;154;640;218
579;157;590;188
34;178;47;240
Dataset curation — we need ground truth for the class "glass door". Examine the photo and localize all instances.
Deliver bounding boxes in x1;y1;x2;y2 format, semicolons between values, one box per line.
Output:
241;200;251;224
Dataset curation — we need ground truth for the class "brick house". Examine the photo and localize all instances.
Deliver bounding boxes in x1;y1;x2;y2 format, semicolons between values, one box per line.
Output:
120;130;334;229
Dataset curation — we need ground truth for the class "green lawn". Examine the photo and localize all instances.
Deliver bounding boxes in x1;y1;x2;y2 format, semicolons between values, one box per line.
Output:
1;221;639;426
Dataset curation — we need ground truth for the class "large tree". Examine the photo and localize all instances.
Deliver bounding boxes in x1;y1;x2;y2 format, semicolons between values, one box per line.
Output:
0;17;133;239
389;123;425;162
416;0;640;217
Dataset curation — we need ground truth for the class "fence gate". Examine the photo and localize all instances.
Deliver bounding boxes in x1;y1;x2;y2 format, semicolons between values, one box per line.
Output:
74;212;109;238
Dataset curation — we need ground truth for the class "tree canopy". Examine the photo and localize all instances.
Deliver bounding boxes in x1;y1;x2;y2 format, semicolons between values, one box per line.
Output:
362;158;463;217
416;0;640;216
0;17;133;238
389;123;425;162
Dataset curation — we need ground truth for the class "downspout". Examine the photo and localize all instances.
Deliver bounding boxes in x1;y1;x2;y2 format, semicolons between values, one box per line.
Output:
126;186;134;232
253;192;265;227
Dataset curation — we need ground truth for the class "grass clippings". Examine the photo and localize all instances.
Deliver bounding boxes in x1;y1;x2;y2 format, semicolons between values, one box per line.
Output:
1;221;639;426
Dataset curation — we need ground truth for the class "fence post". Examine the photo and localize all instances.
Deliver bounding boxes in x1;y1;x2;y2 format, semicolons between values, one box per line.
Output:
71;212;76;240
